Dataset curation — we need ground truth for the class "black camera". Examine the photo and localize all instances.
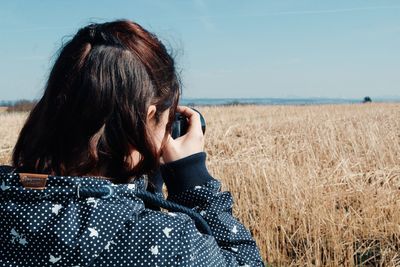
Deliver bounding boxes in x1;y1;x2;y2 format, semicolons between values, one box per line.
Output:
171;108;206;139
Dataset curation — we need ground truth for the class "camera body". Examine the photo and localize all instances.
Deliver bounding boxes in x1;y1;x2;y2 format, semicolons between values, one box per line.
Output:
171;108;206;139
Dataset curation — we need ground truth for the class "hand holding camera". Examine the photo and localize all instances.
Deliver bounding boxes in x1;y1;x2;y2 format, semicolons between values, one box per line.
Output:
160;106;206;164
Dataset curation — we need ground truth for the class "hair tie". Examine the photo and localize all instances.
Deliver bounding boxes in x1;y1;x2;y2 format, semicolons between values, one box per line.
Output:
82;23;123;47
88;25;97;40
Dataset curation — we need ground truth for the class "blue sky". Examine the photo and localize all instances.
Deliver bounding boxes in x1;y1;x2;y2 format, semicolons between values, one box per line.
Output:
0;0;399;100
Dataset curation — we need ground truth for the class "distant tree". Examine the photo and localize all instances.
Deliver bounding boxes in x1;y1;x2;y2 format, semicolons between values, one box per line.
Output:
224;100;241;106
0;100;13;106
363;96;372;103
6;99;38;112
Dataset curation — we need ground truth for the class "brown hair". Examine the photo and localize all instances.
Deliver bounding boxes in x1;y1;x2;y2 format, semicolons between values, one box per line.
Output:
11;19;181;183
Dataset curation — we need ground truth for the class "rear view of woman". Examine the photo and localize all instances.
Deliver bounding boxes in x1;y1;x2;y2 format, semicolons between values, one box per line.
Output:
0;19;264;266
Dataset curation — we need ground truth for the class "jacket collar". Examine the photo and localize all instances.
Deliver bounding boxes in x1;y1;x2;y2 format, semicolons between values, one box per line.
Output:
0;164;148;191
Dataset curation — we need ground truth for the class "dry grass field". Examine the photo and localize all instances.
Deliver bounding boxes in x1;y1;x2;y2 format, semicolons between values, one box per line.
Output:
1;103;399;266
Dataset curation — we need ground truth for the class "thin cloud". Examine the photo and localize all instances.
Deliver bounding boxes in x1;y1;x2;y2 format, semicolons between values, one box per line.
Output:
268;5;400;16
193;0;206;10
0;26;74;33
14;55;50;61
192;0;217;33
167;5;400;22
199;16;217;32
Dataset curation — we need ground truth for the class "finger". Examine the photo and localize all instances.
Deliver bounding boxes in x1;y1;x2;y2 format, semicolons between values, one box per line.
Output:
176;106;202;135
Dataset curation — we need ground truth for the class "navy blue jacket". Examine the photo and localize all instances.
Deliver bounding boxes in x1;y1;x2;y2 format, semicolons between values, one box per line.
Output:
0;152;264;266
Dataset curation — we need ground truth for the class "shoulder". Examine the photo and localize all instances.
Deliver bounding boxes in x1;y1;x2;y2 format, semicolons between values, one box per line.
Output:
130;207;227;266
106;207;198;265
131;207;194;239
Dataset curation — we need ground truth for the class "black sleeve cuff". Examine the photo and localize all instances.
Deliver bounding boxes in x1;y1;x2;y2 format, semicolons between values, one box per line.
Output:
160;152;214;196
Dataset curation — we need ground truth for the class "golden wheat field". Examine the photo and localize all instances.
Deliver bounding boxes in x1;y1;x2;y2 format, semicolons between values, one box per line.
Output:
1;103;399;266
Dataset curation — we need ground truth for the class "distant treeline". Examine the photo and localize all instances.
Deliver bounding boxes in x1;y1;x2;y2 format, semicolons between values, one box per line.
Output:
1;99;38;112
0;96;379;113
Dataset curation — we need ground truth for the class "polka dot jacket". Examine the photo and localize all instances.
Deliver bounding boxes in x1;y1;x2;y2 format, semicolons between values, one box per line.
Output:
0;152;264;266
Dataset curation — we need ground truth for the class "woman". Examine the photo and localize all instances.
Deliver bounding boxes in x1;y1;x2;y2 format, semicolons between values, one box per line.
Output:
0;19;264;266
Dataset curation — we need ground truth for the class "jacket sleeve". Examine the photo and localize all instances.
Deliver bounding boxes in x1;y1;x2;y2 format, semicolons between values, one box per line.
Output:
160;152;264;266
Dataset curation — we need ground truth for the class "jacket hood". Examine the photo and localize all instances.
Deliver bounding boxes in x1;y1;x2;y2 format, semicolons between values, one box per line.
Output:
0;165;148;267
